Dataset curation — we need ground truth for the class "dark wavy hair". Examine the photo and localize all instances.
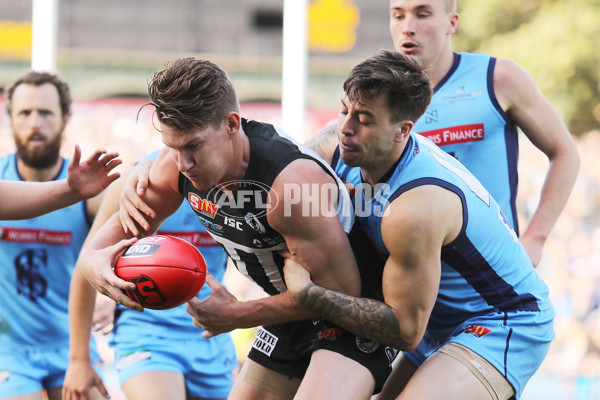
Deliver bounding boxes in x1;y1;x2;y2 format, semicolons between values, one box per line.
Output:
147;57;239;131
343;50;432;124
5;71;72;117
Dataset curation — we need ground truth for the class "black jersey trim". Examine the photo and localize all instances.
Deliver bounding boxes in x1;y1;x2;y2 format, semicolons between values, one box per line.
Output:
433;52;461;93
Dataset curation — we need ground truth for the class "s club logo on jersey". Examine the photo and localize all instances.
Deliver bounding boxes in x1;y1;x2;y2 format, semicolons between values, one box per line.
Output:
14;249;48;302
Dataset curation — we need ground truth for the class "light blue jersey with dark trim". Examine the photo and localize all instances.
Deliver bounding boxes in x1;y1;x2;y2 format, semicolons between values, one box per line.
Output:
0;154;90;348
332;133;553;341
413;52;520;232
112;150;229;339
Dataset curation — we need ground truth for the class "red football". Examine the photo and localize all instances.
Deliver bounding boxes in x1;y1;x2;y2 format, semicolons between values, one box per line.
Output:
114;235;207;310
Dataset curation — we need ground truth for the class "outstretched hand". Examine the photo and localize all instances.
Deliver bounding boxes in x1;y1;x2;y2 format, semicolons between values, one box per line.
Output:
186;273;240;338
67;145;122;200
119;160;156;236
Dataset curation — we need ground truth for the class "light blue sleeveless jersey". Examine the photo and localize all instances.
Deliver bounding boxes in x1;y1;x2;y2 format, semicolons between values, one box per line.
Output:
112;150;229;339
413;52;520;232
333;133;553;341
0;154;90;348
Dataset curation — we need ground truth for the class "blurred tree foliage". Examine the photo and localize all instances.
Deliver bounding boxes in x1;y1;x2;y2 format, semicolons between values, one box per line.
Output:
452;0;600;136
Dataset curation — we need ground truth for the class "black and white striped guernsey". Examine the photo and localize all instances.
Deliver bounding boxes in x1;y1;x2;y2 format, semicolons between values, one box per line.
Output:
178;118;355;296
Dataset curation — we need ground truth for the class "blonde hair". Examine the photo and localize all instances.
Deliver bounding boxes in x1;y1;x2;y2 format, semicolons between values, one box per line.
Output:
441;0;457;13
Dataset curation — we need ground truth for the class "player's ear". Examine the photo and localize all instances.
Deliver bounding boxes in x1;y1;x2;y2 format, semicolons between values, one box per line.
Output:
62;111;72;126
447;12;459;35
225;112;241;136
395;120;413;143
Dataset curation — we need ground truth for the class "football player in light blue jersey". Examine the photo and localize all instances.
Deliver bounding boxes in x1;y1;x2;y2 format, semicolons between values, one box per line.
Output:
0;71;119;400
389;0;579;266
313;0;579;268
63;151;236;400
283;51;554;400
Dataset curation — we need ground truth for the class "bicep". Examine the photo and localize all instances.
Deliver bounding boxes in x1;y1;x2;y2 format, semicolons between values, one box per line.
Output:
268;160;360;296
283;218;359;295
380;188;458;339
381;210;441;316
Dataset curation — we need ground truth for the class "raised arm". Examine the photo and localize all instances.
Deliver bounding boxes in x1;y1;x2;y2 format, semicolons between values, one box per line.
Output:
495;58;580;266
0;146;121;220
284;185;461;350
77;150;184;307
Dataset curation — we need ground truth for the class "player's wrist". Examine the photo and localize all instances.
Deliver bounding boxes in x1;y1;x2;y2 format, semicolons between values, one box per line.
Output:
68;353;92;363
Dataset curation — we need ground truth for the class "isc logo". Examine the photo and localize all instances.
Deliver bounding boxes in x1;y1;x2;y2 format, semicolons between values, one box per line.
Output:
123;243;160;257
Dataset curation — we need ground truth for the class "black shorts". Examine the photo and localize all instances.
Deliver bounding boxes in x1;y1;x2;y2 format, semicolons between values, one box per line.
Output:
247;318;398;394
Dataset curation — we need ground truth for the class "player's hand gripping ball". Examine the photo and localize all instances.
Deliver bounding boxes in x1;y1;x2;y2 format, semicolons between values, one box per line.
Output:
114;235;207;310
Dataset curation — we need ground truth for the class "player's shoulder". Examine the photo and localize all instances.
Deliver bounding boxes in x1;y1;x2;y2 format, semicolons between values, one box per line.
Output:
493;57;538;108
493;57;532;86
275;157;334;189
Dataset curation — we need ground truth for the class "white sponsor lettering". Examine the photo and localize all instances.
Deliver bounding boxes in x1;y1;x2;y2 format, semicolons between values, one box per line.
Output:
442;127;483;143
252;327;278;357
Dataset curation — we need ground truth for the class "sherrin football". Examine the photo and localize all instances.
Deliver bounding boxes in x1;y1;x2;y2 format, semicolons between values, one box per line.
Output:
114;235;207;310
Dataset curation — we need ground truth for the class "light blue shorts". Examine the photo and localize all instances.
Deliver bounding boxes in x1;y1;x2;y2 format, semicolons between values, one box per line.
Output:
112;332;237;399
0;343;102;398
404;308;555;399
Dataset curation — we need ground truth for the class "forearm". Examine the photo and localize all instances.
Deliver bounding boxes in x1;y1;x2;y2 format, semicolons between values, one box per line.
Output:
524;149;580;240
68;267;96;362
296;283;410;350
0;180;81;220
233;291;318;328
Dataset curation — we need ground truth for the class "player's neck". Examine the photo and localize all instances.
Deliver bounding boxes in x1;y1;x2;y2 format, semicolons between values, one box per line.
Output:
360;142;407;187
424;47;455;88
16;157;62;183
231;127;250;181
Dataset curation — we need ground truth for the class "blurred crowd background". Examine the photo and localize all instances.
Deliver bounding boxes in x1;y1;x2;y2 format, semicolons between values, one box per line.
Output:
1;0;599;399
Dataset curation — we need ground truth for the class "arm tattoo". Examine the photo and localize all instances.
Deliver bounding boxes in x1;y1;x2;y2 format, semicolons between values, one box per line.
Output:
298;283;410;350
304;123;338;159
